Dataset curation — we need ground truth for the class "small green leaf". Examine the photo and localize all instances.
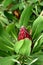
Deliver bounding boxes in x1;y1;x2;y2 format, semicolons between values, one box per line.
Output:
6;22;15;33
14;40;24;53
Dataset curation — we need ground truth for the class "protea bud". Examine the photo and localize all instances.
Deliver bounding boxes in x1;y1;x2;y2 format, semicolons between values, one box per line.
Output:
18;26;32;41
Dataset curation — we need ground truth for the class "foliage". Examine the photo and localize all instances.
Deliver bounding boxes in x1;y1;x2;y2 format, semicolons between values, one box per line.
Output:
0;0;43;65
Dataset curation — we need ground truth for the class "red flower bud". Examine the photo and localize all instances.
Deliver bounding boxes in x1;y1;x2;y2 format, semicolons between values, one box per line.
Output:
18;26;32;41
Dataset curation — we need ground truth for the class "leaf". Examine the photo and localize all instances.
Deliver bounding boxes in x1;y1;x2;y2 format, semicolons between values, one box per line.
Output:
12;59;21;65
0;36;14;51
0;50;9;57
10;3;20;11
32;51;43;65
19;4;32;28
6;22;15;33
0;0;3;4
19;39;32;56
0;12;9;25
27;0;38;3
0;55;19;65
0;23;4;34
31;0;38;3
32;33;43;53
14;40;24;53
40;2;43;6
32;16;43;40
29;58;38;65
3;0;13;8
4;10;13;21
0;23;14;51
14;38;32;56
6;22;18;40
19;2;25;10
0;16;9;25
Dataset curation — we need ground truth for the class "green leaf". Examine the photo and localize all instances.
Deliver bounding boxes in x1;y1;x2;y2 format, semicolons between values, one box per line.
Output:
32;51;43;65
29;58;38;65
31;0;38;3
0;16;9;25
32;16;43;40
14;40;24;53
6;22;15;33
0;55;19;65
0;23;14;51
32;33;43;53
27;0;38;3
0;11;9;25
0;50;9;57
3;0;13;8
14;38;32;56
19;4;32;28
40;2;43;6
0;36;14;51
0;0;3;4
6;22;18;40
10;3;20;11
0;23;4;34
4;10;13;21
19;2;25;10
